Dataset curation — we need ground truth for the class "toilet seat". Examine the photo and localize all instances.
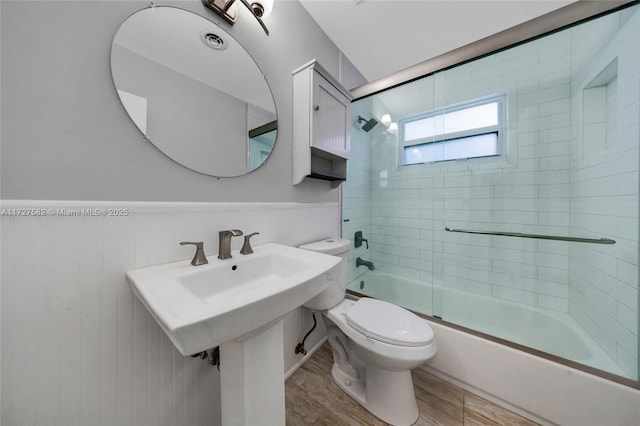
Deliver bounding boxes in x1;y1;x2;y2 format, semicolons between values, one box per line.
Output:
344;298;434;347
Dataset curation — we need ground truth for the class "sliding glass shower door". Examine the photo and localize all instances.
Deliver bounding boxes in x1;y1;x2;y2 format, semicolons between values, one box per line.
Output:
344;2;639;382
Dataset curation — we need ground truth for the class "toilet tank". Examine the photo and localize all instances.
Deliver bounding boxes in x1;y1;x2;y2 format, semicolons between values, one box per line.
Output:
299;238;351;310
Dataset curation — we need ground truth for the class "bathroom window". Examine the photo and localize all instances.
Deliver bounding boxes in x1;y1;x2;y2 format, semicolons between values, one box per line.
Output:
400;94;506;165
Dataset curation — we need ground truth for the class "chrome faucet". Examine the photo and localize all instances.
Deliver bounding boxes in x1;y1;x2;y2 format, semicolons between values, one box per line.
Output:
356;257;375;270
180;241;208;266
218;229;243;259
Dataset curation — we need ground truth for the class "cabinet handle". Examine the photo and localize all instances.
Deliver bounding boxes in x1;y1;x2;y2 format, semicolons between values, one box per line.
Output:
314;105;320;111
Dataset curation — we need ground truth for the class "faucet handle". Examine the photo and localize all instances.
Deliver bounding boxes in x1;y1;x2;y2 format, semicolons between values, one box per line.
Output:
354;231;369;249
180;241;209;266
240;232;260;255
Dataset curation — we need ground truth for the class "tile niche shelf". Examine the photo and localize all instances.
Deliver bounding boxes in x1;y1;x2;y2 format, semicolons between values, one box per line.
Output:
292;59;353;187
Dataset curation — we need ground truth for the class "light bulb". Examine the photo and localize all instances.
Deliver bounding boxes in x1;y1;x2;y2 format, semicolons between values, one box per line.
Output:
251;0;273;18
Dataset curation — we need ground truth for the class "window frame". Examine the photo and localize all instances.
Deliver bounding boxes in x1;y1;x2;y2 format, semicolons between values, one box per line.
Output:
399;93;507;166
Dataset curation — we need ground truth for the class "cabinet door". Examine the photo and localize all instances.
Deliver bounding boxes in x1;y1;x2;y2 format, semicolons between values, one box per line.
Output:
311;70;350;159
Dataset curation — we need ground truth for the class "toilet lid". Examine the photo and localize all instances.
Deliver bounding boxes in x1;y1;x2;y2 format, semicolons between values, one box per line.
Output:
345;298;434;347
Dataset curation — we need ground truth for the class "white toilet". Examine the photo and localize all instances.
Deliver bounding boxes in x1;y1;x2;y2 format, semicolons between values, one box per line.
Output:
300;238;437;426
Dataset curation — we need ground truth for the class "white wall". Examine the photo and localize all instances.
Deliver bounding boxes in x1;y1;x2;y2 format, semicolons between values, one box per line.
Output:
1;201;340;426
0;0;344;202
0;0;366;425
111;44;250;177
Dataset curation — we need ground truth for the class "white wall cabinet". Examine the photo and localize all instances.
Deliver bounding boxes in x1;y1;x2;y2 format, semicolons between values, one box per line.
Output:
293;60;353;186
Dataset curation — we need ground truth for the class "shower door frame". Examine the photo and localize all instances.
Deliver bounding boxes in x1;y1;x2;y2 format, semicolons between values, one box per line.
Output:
351;1;637;101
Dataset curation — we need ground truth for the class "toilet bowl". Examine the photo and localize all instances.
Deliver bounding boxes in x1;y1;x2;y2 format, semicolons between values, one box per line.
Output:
300;239;437;426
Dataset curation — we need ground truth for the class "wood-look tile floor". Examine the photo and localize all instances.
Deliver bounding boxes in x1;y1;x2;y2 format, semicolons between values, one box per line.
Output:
285;343;539;426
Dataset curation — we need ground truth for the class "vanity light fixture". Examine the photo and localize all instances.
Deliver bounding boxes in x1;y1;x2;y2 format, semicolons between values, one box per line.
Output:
202;0;273;35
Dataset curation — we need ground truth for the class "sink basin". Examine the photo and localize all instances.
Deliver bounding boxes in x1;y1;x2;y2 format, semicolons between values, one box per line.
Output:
126;242;340;355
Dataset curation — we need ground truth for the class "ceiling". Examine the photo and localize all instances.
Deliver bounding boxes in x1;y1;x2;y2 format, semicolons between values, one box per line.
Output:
299;0;577;83
113;6;275;113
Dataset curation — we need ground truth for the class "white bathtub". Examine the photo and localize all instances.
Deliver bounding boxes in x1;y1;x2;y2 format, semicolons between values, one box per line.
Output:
344;271;640;424
348;270;624;376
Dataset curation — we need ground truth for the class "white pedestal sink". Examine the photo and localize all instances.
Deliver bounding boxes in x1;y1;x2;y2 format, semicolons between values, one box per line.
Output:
220;320;286;425
126;243;340;425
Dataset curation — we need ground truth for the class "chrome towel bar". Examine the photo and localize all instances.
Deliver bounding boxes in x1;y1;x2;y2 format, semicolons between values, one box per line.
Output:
444;227;616;244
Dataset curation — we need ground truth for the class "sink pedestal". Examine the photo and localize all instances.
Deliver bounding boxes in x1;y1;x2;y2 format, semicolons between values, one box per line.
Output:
126;243;341;425
220;320;286;425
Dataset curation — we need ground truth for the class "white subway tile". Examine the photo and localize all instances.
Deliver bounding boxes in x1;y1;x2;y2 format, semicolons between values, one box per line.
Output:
617;302;638;335
616;344;639;380
492;285;537;305
537;294;569;311
353;13;640;378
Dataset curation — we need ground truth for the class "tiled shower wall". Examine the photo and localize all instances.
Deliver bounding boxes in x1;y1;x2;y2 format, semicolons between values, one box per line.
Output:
369;28;575;310
343;100;373;285
568;8;639;379
346;7;638;378
1;201;339;425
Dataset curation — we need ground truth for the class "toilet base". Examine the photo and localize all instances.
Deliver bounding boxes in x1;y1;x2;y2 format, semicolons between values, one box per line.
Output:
331;363;419;426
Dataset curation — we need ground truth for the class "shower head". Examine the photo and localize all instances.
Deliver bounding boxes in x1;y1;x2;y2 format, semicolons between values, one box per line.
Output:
357;115;379;132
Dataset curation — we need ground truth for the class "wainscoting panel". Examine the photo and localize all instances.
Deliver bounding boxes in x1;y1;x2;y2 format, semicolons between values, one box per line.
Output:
1;201;339;426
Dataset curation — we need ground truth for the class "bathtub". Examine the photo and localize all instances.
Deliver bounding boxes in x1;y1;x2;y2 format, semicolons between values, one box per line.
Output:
343;270;640;425
347;270;624;377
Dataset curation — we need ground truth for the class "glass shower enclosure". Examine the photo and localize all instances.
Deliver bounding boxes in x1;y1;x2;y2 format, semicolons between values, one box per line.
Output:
343;1;639;384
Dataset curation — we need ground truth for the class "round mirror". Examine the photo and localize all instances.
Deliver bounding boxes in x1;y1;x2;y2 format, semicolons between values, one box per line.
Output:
110;6;277;177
